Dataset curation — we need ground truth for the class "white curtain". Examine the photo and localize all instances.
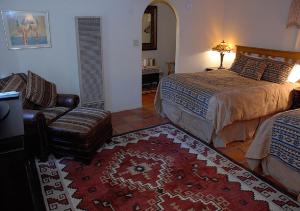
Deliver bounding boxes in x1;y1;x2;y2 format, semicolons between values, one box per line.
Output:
287;0;300;28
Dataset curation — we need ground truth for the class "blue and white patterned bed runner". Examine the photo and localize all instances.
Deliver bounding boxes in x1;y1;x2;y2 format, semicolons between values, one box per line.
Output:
160;74;216;119
270;109;300;172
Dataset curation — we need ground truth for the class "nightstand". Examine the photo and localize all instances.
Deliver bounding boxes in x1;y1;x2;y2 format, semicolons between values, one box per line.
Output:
292;87;300;109
205;67;226;71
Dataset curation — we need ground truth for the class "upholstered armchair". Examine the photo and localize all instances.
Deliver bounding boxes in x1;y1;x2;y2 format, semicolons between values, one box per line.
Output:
23;94;80;160
1;72;80;160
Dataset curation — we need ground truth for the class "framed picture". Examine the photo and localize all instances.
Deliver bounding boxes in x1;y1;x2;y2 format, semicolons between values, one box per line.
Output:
142;6;157;51
1;10;51;49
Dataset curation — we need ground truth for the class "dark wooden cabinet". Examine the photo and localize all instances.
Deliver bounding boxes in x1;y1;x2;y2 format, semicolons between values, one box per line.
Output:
0;146;45;211
142;67;161;92
0;92;44;211
0;146;34;211
142;72;160;87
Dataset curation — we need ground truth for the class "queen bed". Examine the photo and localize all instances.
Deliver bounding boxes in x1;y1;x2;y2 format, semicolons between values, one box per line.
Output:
155;45;300;147
246;108;300;201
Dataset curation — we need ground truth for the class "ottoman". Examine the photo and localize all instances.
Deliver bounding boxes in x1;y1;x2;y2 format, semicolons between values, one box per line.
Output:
48;107;112;163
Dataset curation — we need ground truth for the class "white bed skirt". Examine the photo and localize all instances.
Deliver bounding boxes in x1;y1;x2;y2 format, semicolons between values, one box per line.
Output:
160;100;267;147
262;156;300;202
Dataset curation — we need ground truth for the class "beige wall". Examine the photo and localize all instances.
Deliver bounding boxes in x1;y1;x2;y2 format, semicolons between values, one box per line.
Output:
223;0;298;67
0;0;224;112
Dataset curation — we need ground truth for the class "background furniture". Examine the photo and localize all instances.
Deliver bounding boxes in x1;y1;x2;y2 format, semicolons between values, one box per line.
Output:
142;66;162;93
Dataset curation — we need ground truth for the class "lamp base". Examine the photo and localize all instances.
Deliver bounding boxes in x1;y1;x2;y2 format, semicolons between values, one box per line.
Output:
219;52;225;69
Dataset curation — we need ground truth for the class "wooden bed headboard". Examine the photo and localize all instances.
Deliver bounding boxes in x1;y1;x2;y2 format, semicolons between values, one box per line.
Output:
236;45;300;63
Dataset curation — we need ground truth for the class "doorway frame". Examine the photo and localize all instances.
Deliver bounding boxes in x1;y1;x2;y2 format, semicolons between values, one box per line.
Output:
140;0;180;106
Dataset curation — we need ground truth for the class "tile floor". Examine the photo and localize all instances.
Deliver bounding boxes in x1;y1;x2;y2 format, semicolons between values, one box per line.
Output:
112;93;169;135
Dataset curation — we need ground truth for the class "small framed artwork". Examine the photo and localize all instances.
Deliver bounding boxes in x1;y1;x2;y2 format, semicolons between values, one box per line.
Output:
1;10;51;49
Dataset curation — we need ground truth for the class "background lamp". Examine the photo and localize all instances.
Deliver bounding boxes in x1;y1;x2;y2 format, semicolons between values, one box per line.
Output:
212;40;233;69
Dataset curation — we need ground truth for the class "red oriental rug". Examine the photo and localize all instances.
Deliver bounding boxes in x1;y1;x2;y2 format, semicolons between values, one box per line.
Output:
36;124;300;211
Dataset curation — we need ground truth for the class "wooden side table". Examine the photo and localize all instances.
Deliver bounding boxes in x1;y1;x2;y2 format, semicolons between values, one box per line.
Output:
292;87;300;109
205;67;226;71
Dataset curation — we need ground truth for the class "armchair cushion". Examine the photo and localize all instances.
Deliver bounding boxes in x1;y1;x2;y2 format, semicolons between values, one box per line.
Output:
41;107;70;124
25;71;57;108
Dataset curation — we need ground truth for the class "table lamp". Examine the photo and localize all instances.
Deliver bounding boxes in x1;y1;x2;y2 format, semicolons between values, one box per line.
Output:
212;40;232;69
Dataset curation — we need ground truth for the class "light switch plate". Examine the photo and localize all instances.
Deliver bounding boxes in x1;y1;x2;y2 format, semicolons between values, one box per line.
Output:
133;39;139;47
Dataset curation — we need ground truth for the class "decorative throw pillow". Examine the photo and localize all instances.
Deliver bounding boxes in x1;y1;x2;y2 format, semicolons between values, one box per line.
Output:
230;54;250;74
2;74;27;104
239;58;267;80
261;59;295;84
25;71;57;108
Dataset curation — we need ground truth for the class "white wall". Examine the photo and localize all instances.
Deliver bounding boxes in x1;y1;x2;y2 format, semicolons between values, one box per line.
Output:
142;3;176;75
223;0;298;67
0;0;224;112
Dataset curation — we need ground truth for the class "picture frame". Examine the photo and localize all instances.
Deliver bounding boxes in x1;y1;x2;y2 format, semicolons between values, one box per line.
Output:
142;6;157;51
1;10;51;49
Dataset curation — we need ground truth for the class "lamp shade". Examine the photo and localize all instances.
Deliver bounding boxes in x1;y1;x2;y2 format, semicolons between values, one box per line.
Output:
212;40;232;53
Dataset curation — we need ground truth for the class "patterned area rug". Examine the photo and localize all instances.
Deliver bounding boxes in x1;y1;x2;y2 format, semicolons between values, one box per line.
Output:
36;124;300;211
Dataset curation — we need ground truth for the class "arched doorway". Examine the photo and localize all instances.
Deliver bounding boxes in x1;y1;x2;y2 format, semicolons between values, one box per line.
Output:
141;0;178;110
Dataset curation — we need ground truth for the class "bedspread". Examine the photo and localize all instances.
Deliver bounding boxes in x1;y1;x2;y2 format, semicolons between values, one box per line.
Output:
246;109;300;200
270;110;300;171
156;70;297;134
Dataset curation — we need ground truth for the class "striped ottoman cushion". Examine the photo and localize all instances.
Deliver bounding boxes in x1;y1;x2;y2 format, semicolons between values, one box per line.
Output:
49;107;110;135
48;107;112;162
